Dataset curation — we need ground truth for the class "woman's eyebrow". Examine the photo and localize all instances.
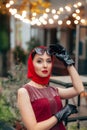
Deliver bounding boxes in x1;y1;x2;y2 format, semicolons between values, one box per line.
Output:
36;57;51;60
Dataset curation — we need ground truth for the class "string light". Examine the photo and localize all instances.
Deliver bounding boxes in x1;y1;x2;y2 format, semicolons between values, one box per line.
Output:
9;8;17;15
45;8;50;13
0;0;86;27
58;20;63;25
32;12;37;17
72;13;77;18
9;0;14;5
53;14;59;20
48;18;54;24
59;7;64;12
43;13;48;19
74;20;79;24
6;3;10;8
42;20;47;25
77;2;82;6
66;20;71;25
22;11;27;18
76;16;80;20
76;9;80;13
73;4;78;8
80;19;86;24
65;6;71;12
51;9;56;14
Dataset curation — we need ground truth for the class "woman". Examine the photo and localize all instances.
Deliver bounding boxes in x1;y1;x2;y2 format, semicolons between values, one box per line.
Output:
17;44;84;130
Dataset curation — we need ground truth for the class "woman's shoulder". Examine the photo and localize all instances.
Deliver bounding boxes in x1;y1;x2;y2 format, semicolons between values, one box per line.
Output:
18;87;27;95
19;83;30;90
18;83;34;97
18;84;29;95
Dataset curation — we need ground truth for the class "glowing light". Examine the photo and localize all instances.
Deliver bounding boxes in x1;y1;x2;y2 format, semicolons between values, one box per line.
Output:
73;2;82;8
45;8;50;13
31;19;39;25
76;9;80;13
73;4;78;8
23;19;30;24
32;12;37;17
6;3;10;8
1;0;84;26
80;19;86;24
76;16;80;20
43;13;48;19
51;9;56;14
37;21;41;26
42;20;47;25
53;14;59;20
66;20;71;25
58;20;63;25
74;20;79;24
77;2;82;7
59;7;64;12
22;11;27;18
57;10;60;14
65;6;71;12
72;13;77;18
48;18;54;24
39;16;44;22
14;14;21;19
9;0;14;5
31;17;36;20
9;8;17;15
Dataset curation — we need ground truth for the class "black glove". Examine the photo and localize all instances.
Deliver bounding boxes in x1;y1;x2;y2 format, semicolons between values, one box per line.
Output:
49;43;74;66
54;104;78;123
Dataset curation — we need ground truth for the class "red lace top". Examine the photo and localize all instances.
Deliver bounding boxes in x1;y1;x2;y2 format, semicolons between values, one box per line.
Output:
24;84;66;130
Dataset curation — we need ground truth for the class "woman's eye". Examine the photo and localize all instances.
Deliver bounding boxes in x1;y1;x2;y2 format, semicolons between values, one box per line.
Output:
47;60;52;63
36;59;52;63
37;60;42;63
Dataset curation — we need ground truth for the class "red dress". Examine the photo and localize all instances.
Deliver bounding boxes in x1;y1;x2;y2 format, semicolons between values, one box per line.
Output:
24;84;66;130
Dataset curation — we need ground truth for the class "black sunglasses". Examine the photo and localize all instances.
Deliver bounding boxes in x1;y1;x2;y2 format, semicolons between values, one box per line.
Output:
33;47;52;55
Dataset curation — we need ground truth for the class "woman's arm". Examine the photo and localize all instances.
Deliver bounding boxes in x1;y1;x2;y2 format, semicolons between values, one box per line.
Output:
49;43;84;99
17;88;57;130
67;65;84;94
58;65;84;99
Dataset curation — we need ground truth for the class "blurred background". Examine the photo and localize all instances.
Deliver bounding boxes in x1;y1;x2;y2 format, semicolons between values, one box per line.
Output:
0;0;87;77
0;0;87;129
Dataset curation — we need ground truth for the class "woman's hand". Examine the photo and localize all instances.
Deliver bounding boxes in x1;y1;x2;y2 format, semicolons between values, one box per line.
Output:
49;43;74;66
54;104;78;123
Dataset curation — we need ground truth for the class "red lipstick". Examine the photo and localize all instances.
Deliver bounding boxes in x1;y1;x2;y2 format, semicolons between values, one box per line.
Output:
42;70;48;74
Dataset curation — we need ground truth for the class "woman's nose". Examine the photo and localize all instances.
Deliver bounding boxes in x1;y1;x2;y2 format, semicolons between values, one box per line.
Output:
43;62;48;67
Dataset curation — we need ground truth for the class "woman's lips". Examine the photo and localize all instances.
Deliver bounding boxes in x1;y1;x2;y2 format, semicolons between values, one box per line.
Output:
42;70;48;74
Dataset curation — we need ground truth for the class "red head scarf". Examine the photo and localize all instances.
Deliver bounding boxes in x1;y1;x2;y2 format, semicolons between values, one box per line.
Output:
27;46;53;85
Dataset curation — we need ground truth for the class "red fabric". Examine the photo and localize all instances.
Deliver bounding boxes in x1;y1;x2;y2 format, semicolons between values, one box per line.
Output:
24;84;66;130
27;46;53;85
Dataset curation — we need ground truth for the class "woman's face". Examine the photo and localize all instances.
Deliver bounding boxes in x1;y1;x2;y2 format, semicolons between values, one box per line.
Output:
33;52;52;77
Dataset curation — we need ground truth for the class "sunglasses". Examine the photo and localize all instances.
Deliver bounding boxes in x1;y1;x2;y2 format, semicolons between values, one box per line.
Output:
33;47;52;55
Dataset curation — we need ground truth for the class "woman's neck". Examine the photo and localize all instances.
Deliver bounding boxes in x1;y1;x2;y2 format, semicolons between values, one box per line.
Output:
28;80;48;88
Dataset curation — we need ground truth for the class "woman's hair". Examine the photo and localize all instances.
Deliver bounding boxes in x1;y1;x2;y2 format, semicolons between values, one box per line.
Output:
31;51;36;59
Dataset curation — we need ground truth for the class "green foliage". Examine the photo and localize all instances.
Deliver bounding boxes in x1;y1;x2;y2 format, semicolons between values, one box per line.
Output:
26;37;41;52
68;123;87;130
0;98;15;124
0;63;28;126
0;30;9;52
13;46;27;64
